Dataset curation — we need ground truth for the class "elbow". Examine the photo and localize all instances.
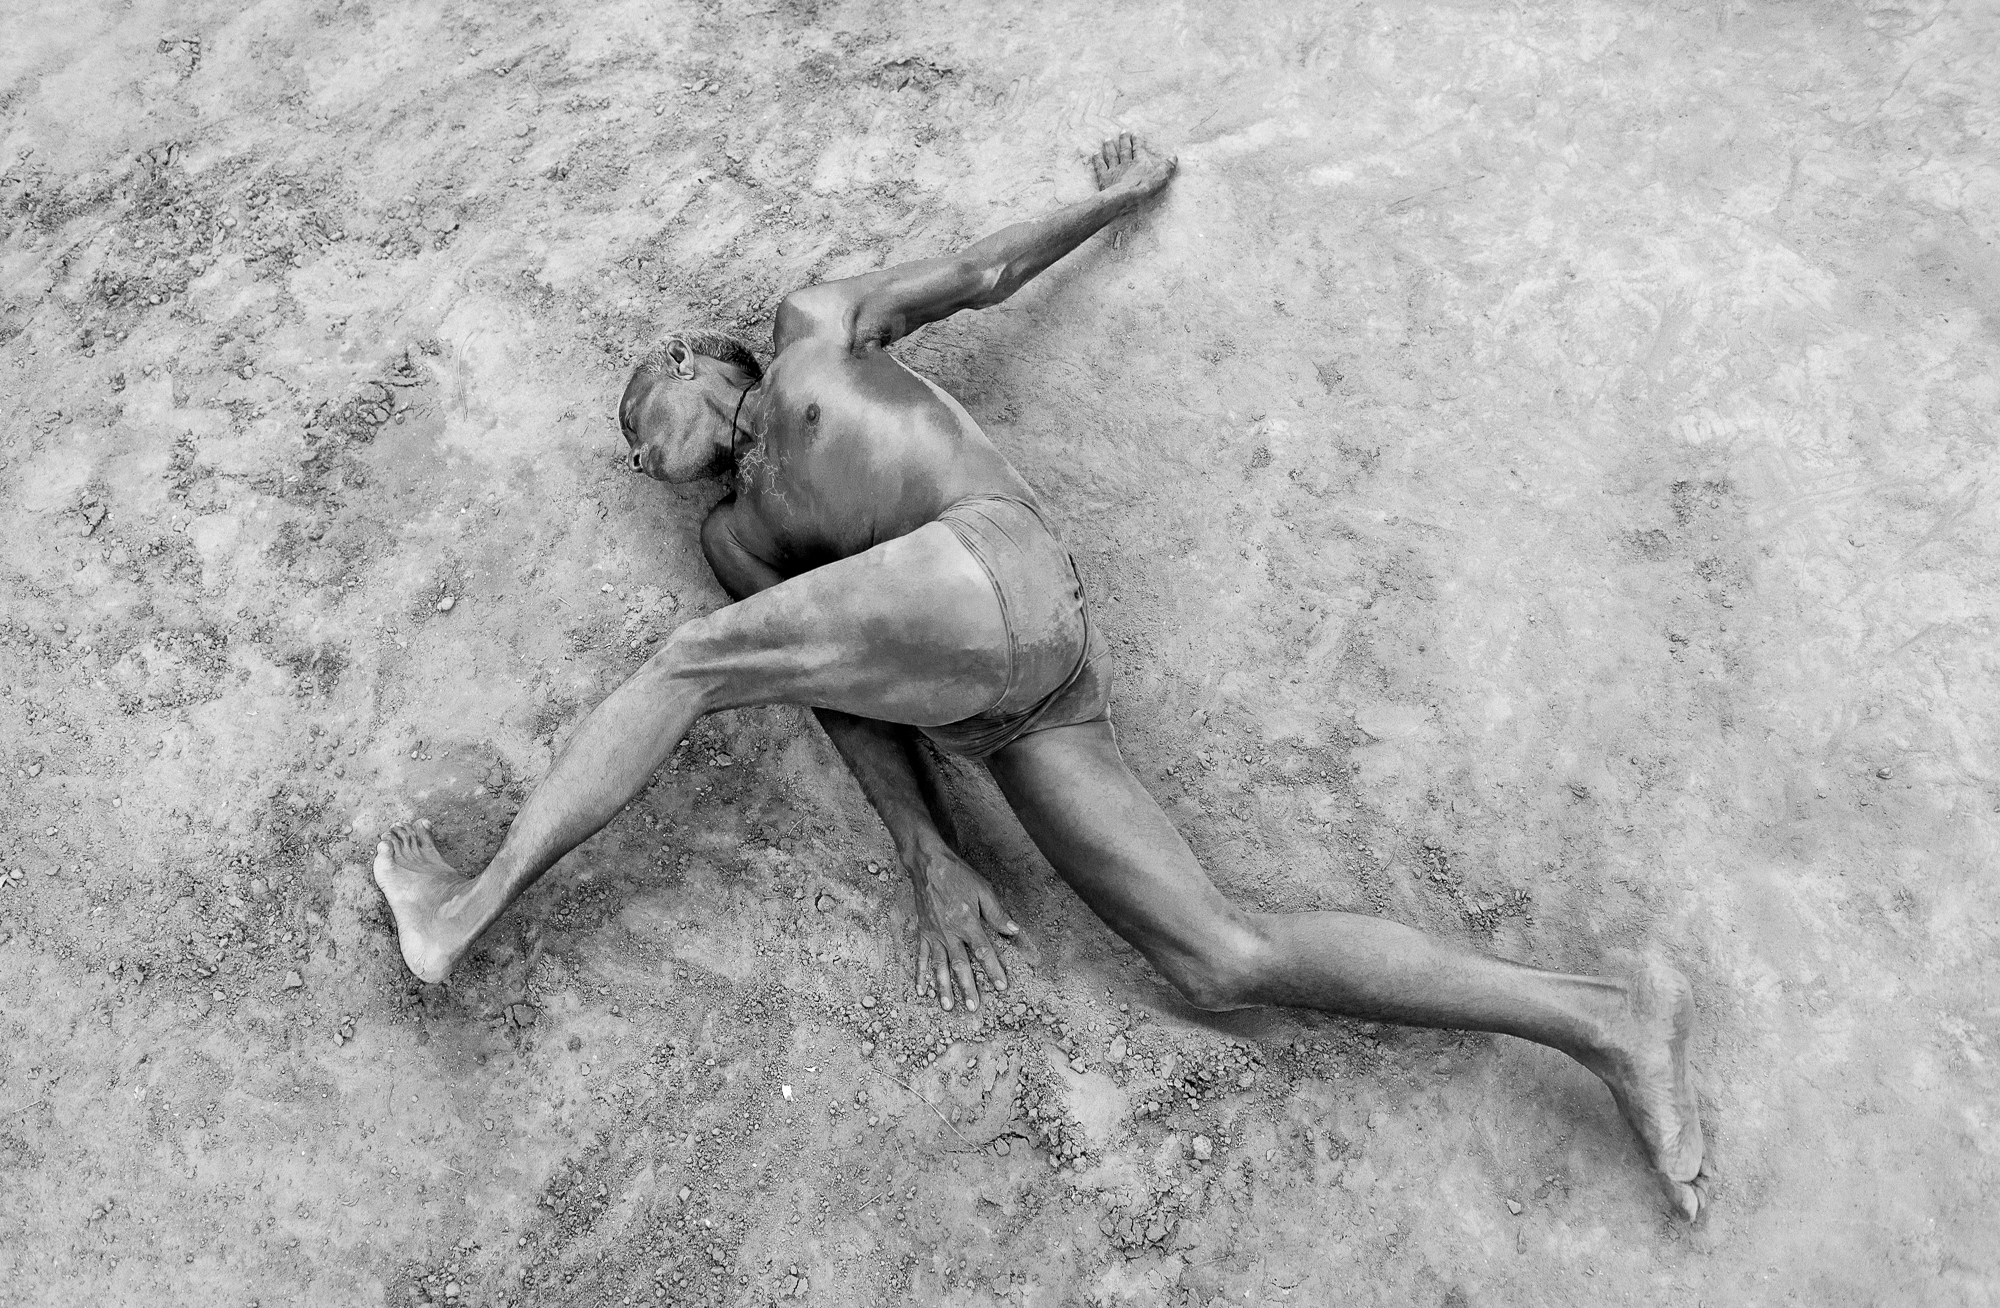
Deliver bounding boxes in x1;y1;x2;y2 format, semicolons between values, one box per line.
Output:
967;258;1011;308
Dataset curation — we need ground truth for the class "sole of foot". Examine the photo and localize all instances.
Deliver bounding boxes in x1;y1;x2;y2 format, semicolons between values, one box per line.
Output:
1598;952;1711;1220
372;820;473;984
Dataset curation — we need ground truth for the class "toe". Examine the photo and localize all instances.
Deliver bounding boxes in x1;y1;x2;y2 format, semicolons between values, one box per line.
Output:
1672;1177;1705;1221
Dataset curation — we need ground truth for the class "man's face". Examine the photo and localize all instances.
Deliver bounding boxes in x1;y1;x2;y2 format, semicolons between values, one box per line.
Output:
620;370;725;483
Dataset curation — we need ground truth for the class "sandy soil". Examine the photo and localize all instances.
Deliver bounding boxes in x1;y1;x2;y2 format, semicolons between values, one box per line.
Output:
3;0;1997;1303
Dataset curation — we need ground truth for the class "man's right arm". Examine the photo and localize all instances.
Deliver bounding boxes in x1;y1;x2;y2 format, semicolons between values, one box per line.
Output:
699;502;1017;1010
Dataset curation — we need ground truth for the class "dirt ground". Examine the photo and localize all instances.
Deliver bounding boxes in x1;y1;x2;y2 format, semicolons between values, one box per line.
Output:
3;0;1996;1303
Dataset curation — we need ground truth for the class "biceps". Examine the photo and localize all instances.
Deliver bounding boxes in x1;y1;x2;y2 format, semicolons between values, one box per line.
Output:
700;508;786;599
780;257;998;350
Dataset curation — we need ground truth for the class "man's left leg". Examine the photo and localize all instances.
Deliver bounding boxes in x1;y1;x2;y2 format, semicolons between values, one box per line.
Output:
373;521;1011;983
986;719;1709;1217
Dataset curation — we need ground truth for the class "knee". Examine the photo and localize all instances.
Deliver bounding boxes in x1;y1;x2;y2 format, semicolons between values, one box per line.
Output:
1159;913;1273;1013
633;622;725;711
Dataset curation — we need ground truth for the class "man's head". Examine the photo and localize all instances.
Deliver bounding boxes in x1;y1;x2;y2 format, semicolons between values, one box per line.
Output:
620;331;763;482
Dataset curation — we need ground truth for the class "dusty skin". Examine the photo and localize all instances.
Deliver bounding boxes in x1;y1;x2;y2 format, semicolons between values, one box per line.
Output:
6;2;1994;1303
376;134;1707;1219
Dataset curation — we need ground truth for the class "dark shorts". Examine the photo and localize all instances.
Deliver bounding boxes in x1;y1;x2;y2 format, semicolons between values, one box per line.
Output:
919;495;1113;759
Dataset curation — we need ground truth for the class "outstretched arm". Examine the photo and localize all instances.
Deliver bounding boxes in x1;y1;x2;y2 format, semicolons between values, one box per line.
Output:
777;133;1177;352
699;502;1017;1012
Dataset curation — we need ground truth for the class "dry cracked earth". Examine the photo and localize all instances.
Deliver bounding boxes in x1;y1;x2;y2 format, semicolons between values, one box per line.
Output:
2;0;1997;1305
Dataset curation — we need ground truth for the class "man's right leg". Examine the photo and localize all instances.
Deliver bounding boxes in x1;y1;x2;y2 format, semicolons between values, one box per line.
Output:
373;522;1011;982
987;719;1709;1218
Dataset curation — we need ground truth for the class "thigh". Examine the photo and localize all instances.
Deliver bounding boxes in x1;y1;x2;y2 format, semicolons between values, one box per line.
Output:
671;521;1010;727
986;720;1251;976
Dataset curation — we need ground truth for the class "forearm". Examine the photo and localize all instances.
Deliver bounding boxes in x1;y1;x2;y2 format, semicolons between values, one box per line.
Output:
964;185;1153;303
704;509;960;868
815;709;954;869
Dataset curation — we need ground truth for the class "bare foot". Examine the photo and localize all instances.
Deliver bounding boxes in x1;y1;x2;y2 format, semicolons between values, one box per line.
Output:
1589;956;1711;1219
372;822;477;983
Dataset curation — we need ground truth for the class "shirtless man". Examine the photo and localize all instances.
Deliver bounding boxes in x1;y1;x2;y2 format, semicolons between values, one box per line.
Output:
374;133;1709;1218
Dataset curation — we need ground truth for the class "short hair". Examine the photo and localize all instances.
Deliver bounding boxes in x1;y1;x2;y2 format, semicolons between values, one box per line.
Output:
636;330;763;383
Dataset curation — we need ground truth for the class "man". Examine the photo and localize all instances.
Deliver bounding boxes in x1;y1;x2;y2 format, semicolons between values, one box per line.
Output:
375;134;1709;1217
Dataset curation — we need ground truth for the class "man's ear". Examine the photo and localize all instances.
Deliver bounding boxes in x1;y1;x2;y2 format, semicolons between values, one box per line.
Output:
664;337;698;381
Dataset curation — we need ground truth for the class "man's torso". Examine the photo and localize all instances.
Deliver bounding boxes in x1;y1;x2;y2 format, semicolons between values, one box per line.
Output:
726;337;1038;575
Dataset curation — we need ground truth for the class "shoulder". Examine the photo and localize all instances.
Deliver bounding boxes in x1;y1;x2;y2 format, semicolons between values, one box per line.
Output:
775;287;863;353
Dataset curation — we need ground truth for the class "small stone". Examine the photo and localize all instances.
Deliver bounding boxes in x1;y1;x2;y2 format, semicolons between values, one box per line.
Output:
601;583;613;593
678;1187;691;1202
1237;1070;1255;1090
1507;1199;1524;1215
444;1283;459;1299
860;1041;874;1055
1876;767;1892;780
1107;1035;1127;1062
1191;1135;1213;1162
437;596;455;612
26;763;40;778
283;970;304;990
861;996;876;1009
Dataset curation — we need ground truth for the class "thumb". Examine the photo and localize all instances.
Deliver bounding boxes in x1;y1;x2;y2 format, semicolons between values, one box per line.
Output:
982;891;1020;935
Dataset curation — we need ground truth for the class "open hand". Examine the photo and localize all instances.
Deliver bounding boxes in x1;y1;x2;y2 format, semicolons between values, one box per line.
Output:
910;848;1018;1012
1092;131;1177;198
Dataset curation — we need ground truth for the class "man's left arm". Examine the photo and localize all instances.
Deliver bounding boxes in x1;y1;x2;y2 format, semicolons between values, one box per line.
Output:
775;133;1177;354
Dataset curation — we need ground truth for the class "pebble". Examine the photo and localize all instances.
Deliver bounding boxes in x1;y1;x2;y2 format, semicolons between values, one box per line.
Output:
861;996;876;1009
1237;1070;1255;1090
1876;767;1892;780
437;596;455;612
26;763;41;778
1507;1199;1524;1215
1191;1135;1213;1162
283;970;304;990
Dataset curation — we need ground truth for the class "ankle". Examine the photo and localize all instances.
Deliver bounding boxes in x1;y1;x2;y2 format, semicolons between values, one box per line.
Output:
1560;975;1633;1070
